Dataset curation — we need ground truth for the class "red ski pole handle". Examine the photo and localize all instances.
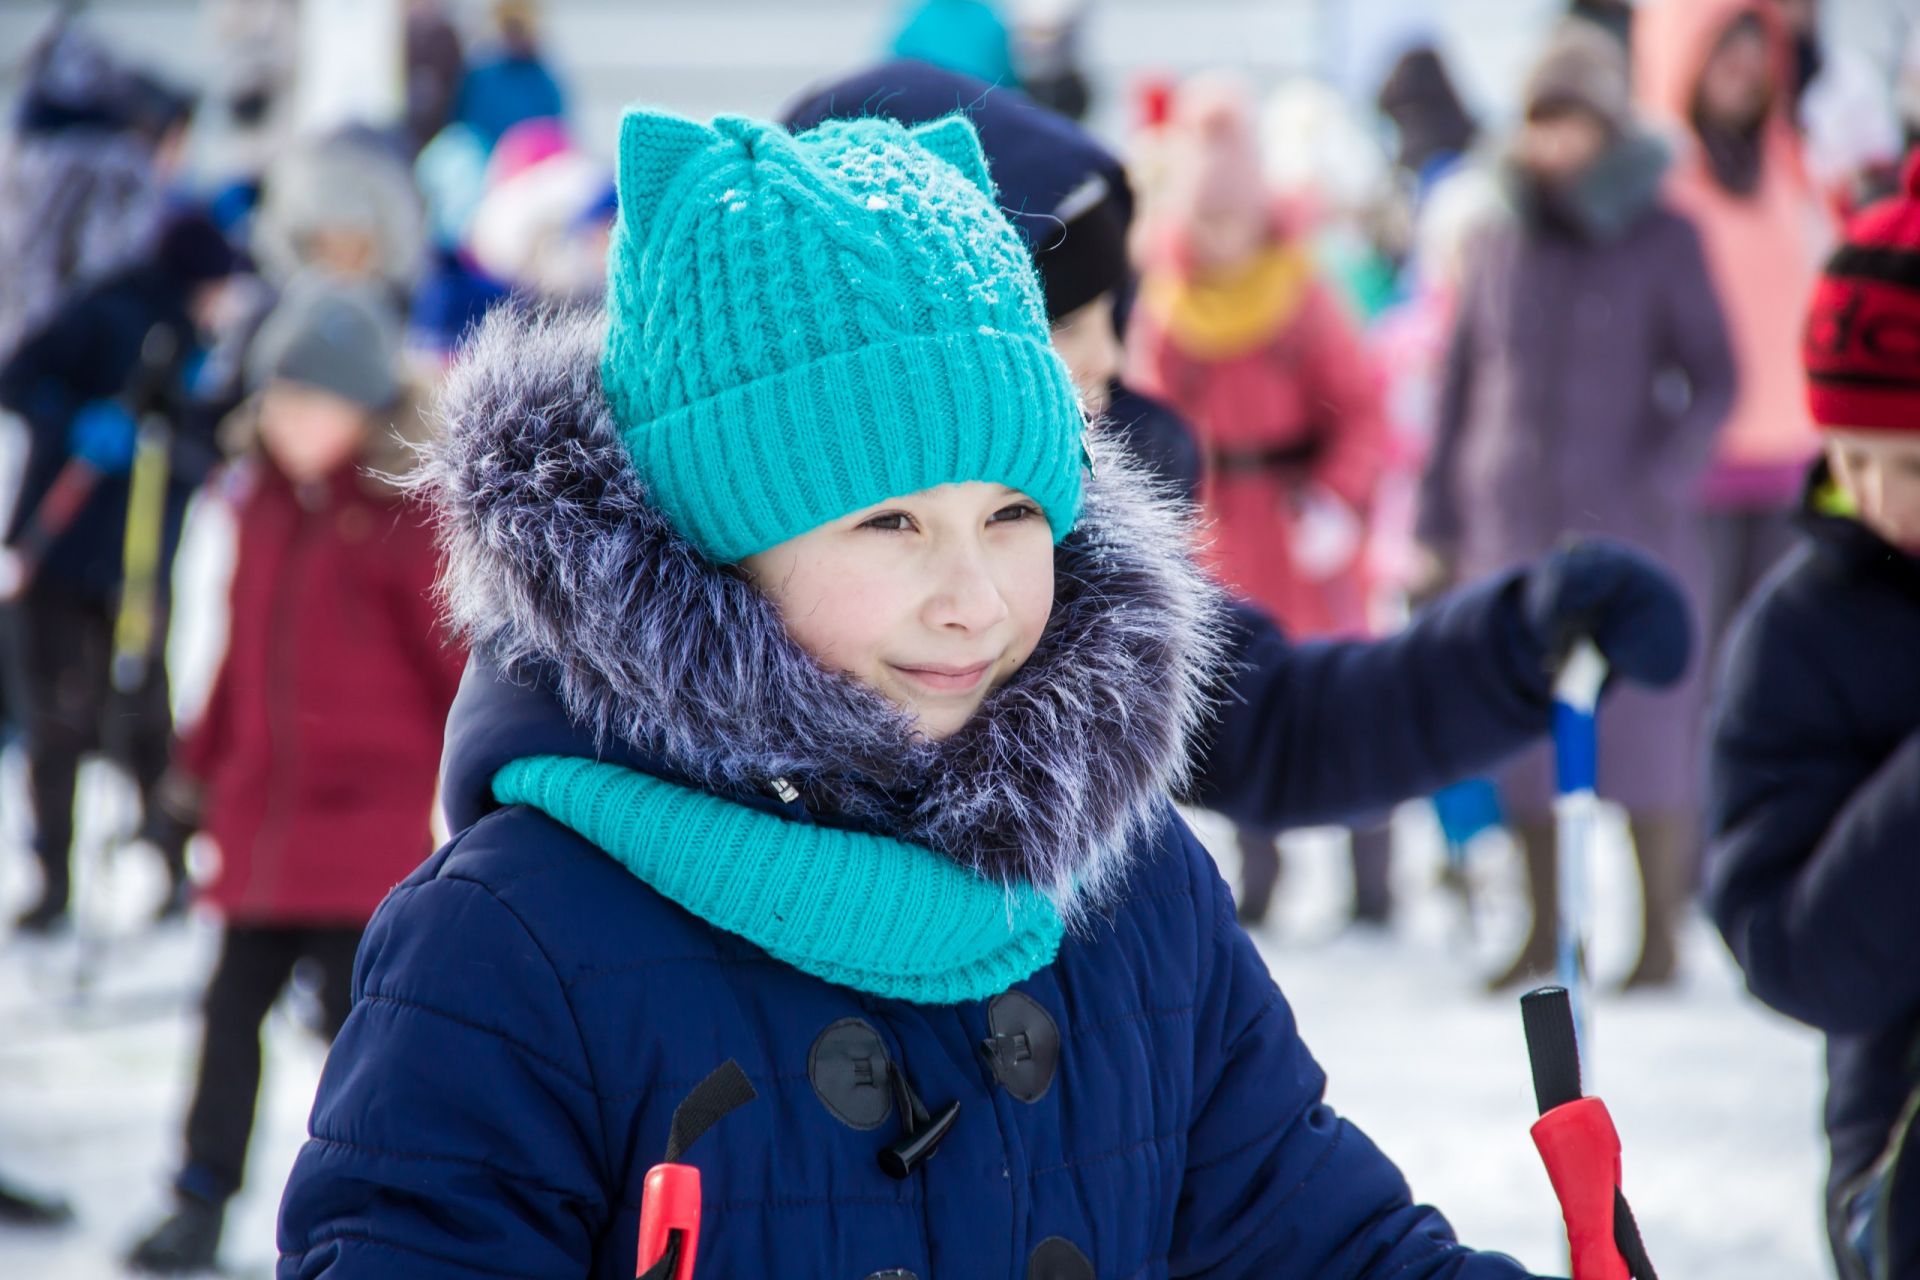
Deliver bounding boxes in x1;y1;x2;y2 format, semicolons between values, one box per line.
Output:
1521;988;1659;1280
636;1162;700;1280
1533;1097;1628;1280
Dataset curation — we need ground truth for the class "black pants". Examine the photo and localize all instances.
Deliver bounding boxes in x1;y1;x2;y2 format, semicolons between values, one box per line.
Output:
5;582;181;910
178;923;361;1203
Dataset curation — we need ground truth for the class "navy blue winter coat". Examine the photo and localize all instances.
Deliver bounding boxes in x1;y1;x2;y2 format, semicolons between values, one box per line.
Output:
278;307;1540;1279
1704;467;1920;1275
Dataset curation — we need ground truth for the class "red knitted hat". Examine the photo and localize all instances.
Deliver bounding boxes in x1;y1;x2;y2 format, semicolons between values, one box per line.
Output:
1804;151;1920;433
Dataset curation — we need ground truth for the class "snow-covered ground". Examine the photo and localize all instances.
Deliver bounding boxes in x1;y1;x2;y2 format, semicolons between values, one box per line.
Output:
0;497;1829;1277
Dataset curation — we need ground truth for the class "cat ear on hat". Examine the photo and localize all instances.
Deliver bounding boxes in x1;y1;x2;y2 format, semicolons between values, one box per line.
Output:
909;115;996;199
616;108;722;242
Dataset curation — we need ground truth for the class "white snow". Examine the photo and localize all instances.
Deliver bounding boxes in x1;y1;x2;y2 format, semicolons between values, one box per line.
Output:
0;499;1828;1278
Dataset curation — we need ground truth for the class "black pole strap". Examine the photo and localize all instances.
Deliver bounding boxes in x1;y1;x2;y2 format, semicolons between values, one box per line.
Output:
1521;987;1658;1280
1521;986;1582;1116
664;1059;757;1164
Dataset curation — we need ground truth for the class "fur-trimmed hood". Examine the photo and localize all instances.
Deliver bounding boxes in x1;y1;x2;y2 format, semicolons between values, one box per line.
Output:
420;304;1225;917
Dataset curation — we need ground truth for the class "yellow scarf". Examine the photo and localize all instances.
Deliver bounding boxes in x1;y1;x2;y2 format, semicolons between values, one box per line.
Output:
1141;242;1313;362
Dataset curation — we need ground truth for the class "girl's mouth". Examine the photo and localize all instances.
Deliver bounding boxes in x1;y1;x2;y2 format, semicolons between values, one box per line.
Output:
889;660;993;695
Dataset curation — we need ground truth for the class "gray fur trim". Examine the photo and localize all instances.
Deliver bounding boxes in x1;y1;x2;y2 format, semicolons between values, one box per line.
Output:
415;303;1225;919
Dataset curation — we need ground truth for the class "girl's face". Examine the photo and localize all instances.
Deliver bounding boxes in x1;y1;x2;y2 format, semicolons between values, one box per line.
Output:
742;482;1057;740
258;380;371;484
1827;431;1920;556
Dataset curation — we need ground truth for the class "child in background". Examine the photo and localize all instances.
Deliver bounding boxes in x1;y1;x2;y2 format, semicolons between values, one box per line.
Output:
127;283;464;1275
277;106;1547;1278
1127;73;1390;925
1705;158;1920;1280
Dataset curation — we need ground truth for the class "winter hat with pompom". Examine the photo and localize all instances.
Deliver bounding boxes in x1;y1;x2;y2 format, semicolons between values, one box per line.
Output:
1804;151;1920;434
599;107;1086;564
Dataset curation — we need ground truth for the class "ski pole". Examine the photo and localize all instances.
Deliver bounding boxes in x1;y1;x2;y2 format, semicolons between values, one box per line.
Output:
636;1060;756;1280
1521;985;1658;1280
1552;638;1606;1072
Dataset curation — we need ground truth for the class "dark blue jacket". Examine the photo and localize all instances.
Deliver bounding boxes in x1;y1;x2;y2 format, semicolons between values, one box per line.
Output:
0;263;213;600
1704;471;1920;1269
278;657;1536;1279
276;304;1540;1279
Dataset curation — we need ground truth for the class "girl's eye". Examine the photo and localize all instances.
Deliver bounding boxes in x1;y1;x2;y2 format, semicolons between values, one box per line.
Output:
860;512;915;533
991;503;1041;525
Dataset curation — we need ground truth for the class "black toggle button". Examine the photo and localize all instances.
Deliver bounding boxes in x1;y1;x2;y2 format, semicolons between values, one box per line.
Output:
1028;1236;1095;1279
878;1099;959;1180
982;991;1060;1103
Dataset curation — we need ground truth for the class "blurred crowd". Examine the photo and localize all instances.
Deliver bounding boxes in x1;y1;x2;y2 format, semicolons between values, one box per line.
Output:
0;0;1915;1275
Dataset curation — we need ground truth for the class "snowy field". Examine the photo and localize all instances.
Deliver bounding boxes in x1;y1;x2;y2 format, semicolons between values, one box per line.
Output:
0;499;1830;1278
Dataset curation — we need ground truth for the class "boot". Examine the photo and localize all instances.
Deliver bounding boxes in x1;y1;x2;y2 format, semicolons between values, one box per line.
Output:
0;1174;72;1227
126;1192;225;1275
12;887;69;936
1234;828;1281;927
1621;812;1693;991
1485;816;1557;993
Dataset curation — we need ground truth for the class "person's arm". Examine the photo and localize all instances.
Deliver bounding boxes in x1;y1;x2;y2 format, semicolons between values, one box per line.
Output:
1168;816;1542;1278
1295;283;1386;513
1190;540;1691;831
1414;265;1481;569
1648;218;1737;501
1704;609;1920;1035
278;850;610;1278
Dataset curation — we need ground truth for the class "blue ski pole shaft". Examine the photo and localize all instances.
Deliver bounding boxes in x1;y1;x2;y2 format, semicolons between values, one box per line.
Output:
1552;640;1607;1079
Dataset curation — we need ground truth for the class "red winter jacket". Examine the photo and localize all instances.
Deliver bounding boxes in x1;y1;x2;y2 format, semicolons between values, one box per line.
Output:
178;432;465;924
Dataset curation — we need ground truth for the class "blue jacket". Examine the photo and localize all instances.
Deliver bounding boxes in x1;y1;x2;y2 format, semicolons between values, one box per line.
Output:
1704;469;1920;1269
278;306;1539;1279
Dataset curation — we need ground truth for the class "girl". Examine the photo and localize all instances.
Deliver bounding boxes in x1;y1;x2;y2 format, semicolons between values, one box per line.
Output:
278;107;1541;1278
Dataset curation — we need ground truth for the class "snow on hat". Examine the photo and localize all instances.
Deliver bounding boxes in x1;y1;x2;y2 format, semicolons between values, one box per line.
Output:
780;60;1135;321
600;106;1084;564
1804;151;1920;433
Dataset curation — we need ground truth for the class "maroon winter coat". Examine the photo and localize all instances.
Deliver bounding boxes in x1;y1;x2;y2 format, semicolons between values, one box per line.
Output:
179;420;465;924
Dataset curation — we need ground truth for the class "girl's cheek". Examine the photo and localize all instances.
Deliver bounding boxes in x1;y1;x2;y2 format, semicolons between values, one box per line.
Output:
781;568;901;671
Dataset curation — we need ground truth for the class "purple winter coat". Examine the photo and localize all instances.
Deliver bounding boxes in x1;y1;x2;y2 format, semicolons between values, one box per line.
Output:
1418;136;1736;815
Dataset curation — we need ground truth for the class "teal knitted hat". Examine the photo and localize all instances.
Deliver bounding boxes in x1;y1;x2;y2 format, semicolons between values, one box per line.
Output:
600;107;1086;563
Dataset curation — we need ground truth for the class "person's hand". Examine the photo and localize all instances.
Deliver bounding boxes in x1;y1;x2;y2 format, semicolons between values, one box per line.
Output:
66;400;139;476
1523;539;1692;688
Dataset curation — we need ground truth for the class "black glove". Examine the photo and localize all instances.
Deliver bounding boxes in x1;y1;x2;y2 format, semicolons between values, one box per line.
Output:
1522;539;1692;689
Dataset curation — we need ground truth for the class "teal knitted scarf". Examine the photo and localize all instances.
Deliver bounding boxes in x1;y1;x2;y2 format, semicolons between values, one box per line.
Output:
493;755;1065;1005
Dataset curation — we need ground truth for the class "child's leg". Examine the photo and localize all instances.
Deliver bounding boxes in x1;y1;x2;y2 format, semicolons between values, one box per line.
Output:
1622;811;1694;991
124;637;190;907
1486;813;1556;993
1348;822;1393;926
11;586;111;929
178;923;303;1202
300;925;367;1041
1234;827;1281;927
